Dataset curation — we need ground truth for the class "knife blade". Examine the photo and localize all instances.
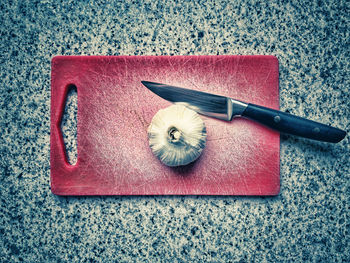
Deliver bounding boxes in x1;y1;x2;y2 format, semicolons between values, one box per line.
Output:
141;81;346;143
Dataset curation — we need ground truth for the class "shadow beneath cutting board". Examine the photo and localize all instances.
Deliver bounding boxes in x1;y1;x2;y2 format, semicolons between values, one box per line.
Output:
52;193;282;208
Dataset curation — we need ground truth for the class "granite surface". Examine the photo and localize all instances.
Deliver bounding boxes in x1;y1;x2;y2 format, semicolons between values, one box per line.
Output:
1;0;349;262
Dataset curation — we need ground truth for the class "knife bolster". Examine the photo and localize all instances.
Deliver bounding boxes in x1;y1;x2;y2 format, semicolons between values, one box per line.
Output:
229;99;248;120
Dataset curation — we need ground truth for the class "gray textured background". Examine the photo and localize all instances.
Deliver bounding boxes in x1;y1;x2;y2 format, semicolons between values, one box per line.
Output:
1;0;349;262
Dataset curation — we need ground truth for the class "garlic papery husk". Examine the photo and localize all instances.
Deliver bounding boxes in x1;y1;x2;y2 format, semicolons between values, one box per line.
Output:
148;104;207;167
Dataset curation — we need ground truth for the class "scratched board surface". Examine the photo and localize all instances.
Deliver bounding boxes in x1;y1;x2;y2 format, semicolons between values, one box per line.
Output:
50;55;280;195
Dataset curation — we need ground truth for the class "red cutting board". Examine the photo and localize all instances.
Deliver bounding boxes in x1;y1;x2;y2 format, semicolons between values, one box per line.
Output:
50;55;280;195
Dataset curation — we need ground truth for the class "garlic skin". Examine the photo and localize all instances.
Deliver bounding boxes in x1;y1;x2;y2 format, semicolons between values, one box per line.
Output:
148;105;207;167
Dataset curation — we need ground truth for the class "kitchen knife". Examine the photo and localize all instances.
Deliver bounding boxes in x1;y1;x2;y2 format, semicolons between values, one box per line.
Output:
141;81;346;143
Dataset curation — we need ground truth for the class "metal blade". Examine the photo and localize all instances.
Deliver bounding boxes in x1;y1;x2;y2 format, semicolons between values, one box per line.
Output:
141;81;247;120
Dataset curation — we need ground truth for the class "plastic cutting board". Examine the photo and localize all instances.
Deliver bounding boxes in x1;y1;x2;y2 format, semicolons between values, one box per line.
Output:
50;55;280;195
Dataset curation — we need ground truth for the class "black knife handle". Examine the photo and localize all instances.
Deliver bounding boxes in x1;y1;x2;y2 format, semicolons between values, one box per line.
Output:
242;104;346;143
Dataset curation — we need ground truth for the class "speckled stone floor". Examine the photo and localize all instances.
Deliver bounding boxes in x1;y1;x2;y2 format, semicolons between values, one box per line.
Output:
1;0;349;262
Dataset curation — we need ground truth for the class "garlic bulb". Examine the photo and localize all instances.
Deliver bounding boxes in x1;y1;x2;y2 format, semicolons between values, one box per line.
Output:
148;104;207;167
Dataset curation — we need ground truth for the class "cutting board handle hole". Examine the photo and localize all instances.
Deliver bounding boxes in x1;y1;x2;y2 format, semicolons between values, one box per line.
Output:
60;84;78;166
